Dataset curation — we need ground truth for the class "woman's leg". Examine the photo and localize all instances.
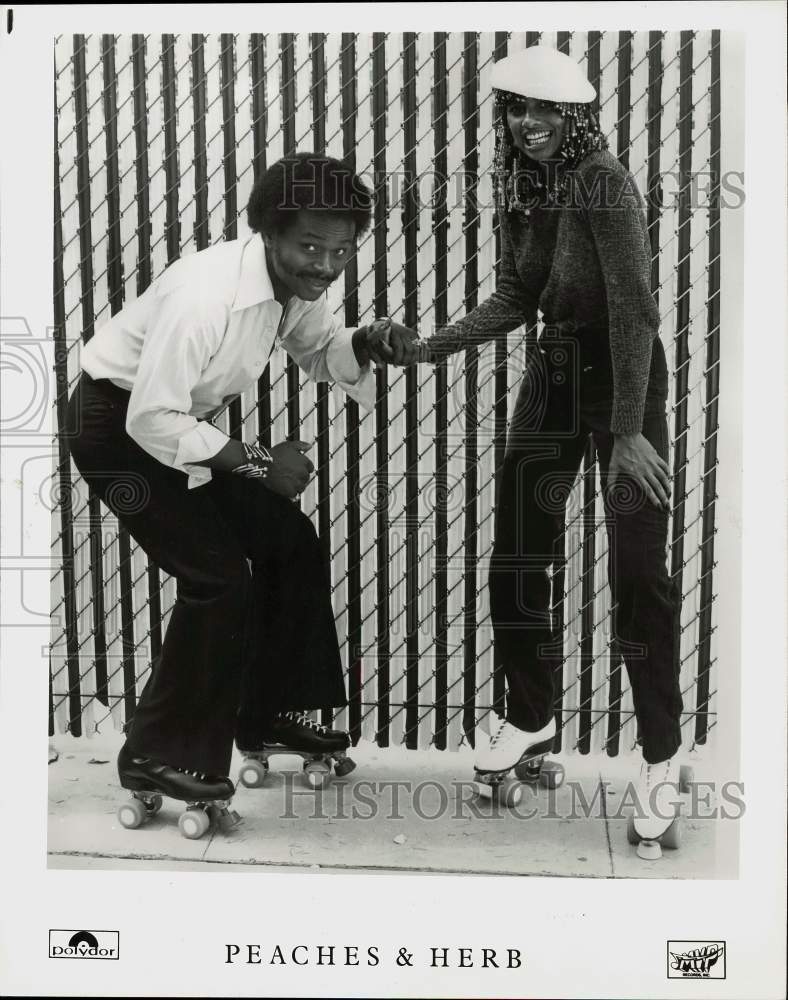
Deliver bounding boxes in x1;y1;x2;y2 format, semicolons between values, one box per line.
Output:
66;375;251;777
489;349;588;731
593;414;683;764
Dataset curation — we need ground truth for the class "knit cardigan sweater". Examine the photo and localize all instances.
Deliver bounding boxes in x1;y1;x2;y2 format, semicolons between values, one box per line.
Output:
424;150;660;436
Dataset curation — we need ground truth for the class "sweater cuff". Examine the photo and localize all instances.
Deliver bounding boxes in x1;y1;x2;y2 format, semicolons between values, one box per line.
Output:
610;397;646;436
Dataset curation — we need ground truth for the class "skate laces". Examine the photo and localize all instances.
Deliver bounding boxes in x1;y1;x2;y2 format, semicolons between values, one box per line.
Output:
281;710;330;736
639;759;677;813
489;719;516;748
177;766;208;781
644;758;673;791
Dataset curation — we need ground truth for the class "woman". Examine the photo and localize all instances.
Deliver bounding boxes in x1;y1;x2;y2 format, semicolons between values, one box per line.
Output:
412;46;684;843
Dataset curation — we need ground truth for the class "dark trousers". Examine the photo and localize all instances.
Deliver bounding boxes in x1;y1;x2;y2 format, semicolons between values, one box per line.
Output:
65;373;347;776
489;330;683;764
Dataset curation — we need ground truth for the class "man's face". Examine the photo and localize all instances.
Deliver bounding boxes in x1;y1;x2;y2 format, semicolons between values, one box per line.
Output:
262;209;356;302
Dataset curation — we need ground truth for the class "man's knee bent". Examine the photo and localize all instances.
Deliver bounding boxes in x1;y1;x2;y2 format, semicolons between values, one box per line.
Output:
279;506;321;558
179;548;251;602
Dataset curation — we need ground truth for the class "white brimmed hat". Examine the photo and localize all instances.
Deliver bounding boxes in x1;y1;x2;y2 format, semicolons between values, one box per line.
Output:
491;47;596;104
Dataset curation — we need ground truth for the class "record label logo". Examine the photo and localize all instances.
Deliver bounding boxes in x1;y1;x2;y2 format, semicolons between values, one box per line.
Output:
667;941;725;979
49;929;120;960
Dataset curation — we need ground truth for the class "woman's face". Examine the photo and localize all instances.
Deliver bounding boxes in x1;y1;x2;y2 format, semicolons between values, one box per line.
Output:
506;97;565;161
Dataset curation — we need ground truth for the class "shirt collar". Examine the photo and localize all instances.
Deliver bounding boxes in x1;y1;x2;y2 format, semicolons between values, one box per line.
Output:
231;234;277;313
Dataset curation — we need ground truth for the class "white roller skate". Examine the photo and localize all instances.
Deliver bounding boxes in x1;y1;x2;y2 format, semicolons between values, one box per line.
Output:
473;717;564;808
627;756;695;860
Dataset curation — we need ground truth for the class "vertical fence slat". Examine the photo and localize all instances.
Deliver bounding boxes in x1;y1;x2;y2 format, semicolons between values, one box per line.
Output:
371;32;391;745
69;34;102;735
402;33;420;748
279;34;301;439
219;35;243;443
646;31;664;303
338;34;363;743
131;34;164;682
432;31;450;749
695;30;720;746
490;30;509;722
249;34;273;451
191;35;210;251
462;32;479;742
670;31;694;692
53;71;82;734
161;34;180;265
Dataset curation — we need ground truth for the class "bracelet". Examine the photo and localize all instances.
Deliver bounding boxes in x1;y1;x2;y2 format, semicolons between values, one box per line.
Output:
231;441;274;479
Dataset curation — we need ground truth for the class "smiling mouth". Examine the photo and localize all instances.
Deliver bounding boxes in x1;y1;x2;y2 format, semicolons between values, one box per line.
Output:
523;129;552;148
303;276;331;289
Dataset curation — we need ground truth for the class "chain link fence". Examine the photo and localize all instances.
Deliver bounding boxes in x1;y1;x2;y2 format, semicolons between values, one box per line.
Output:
51;30;721;757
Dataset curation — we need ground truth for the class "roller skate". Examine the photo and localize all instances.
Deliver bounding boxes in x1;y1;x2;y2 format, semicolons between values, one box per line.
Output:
626;756;695;860
116;743;241;840
237;710;356;790
472;717;564;808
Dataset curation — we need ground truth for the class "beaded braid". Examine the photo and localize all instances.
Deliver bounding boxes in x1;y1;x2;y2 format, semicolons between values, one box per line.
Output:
492;89;608;212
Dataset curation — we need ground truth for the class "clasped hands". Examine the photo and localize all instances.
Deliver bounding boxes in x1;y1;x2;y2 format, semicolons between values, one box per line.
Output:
353;317;423;367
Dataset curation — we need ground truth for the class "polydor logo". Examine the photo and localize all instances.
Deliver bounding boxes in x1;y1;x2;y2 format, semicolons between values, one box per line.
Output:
49;929;120;960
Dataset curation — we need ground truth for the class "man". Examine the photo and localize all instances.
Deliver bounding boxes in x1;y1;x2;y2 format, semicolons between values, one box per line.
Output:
66;153;407;822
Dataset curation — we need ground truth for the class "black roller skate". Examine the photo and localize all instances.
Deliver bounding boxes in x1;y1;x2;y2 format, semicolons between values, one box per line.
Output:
237;710;356;789
116;743;241;840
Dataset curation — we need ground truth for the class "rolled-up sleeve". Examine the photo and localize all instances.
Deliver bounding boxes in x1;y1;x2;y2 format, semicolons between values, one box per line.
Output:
125;287;232;488
280;298;375;411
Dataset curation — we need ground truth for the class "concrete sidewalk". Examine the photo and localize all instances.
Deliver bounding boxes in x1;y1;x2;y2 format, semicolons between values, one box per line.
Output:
48;732;732;878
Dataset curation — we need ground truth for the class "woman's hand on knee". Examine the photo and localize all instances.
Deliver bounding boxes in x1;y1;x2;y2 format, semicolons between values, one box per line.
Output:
608;433;671;512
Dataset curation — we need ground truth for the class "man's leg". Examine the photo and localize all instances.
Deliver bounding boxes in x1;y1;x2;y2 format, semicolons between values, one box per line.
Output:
204;474;347;749
66;376;251;778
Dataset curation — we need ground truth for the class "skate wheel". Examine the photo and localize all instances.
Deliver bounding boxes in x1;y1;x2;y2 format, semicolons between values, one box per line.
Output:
539;761;565;790
145;794;163;816
660;816;682;850
514;759;542;783
626;815;640;845
216;808;242;832
333;756;356;778
678;765;694;794
637;838;663;861
178;808;211;840
304;761;331;788
118;798;147;830
238;759;268;789
496;778;523;808
473;780;494;801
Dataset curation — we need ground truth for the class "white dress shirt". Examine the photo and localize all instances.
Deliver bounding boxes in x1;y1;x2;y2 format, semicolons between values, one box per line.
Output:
81;234;375;489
